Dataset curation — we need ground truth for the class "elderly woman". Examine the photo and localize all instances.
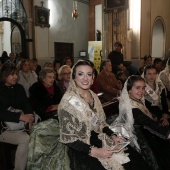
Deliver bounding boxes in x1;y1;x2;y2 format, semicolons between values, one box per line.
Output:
0;63;34;170
57;65;71;95
29;68;62;121
58;60;150;170
18;59;38;98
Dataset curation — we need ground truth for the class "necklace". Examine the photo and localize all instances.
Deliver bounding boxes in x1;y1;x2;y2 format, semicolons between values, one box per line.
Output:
129;96;144;105
80;91;94;107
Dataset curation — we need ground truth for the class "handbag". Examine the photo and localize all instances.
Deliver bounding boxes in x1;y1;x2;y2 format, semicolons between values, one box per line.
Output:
4;107;25;131
4;107;41;131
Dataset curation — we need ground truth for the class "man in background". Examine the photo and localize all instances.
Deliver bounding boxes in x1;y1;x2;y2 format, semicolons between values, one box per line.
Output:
108;41;138;75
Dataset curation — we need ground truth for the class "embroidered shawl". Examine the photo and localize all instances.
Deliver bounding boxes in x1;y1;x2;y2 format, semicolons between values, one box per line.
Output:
144;79;165;108
141;66;165;108
58;69;130;169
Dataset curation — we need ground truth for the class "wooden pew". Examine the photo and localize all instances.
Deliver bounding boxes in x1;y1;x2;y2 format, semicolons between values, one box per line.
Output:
102;98;119;118
0;142;16;170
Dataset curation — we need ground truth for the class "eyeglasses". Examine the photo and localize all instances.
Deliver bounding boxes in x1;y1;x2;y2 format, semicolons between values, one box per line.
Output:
62;72;71;76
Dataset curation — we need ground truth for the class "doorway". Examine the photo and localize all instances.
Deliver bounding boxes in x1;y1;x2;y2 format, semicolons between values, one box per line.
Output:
151;17;165;59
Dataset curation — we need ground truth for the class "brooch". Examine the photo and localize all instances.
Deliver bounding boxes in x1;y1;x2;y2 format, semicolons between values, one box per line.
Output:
149;90;153;94
93;108;97;113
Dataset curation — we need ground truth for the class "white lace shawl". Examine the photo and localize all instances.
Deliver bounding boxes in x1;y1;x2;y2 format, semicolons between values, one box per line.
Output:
58;60;130;169
58;79;109;144
113;78;140;151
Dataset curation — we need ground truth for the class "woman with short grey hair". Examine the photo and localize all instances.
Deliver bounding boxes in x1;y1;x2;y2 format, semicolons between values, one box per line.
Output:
29;68;62;120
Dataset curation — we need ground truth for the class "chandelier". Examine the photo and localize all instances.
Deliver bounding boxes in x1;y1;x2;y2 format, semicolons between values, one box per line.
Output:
72;0;79;20
0;0;27;27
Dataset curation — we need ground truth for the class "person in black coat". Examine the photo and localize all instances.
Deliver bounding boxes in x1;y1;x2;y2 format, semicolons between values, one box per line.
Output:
29;68;62;121
108;41;138;75
0;63;35;170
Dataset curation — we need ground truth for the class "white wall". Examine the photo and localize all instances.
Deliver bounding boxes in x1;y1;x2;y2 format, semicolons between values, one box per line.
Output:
33;0;89;65
47;0;89;63
3;22;11;54
34;0;49;61
95;4;102;41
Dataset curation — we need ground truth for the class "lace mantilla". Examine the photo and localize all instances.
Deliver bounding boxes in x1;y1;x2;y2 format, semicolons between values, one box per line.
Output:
58;61;130;169
112;78;140;151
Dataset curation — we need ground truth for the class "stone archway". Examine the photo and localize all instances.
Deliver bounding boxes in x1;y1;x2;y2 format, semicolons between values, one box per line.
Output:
0;0;29;58
0;17;28;58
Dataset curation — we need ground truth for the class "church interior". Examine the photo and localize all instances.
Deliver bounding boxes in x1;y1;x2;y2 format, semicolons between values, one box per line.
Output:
1;0;170;170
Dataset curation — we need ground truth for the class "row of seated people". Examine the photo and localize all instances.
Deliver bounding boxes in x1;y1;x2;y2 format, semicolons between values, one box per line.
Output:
4;57;119;105
28;57;169;169
28;60;170;170
0;61;116;170
1;58;170;169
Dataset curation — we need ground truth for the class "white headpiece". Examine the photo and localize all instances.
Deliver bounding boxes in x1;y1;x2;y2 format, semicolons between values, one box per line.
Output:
159;57;170;78
113;76;140;150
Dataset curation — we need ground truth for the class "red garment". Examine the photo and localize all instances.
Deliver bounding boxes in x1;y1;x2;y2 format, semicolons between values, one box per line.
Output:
90;77;100;94
44;85;54;112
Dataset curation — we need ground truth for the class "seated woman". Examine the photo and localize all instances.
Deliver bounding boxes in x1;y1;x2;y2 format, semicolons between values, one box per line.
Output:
97;59;122;101
62;57;73;68
153;58;163;74
58;60;151;170
143;65;169;126
159;57;170;100
57;65;71;95
18;59;38;98
139;55;152;75
29;68;62;121
43;62;53;69
0;63;35;170
114;75;170;170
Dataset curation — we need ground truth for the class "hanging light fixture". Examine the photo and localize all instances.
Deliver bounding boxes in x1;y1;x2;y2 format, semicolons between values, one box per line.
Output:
72;0;78;20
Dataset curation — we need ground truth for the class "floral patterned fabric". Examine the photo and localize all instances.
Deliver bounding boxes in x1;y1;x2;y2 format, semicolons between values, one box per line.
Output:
27;118;70;170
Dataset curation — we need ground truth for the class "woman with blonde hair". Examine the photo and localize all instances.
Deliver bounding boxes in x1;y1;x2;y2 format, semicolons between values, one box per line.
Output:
18;59;37;97
57;65;71;95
